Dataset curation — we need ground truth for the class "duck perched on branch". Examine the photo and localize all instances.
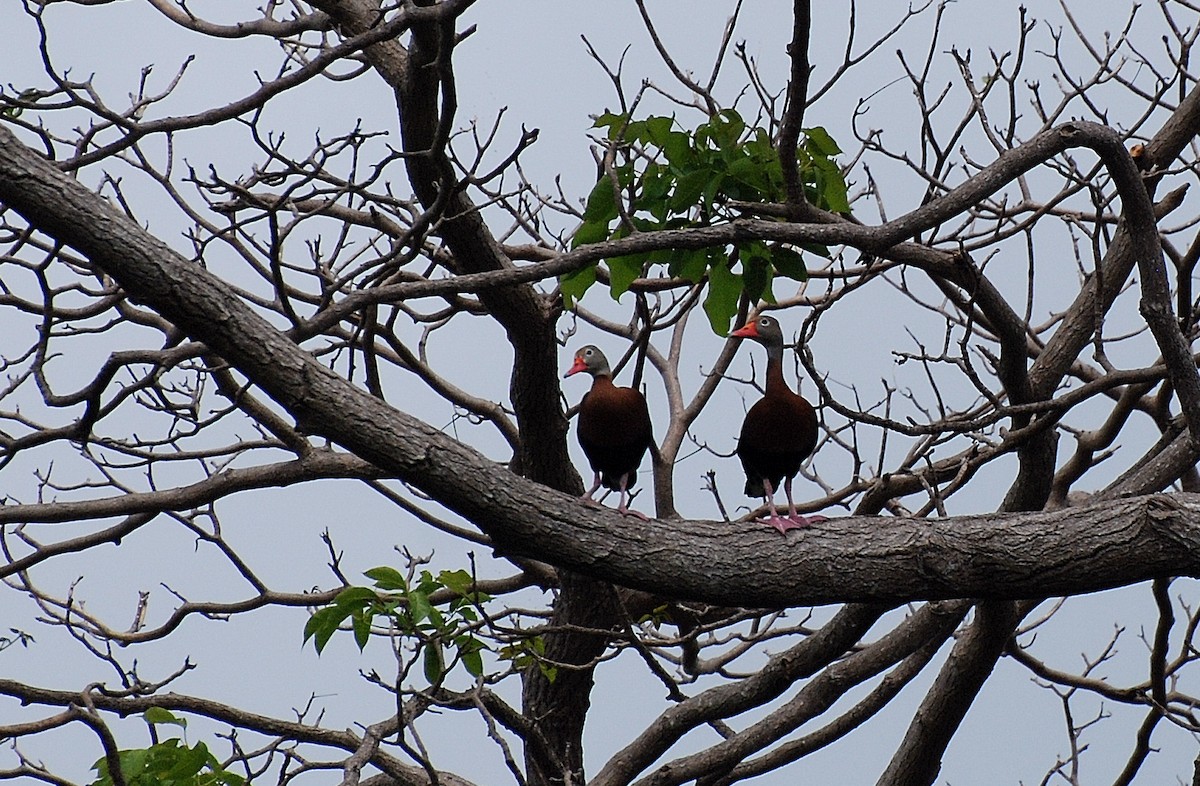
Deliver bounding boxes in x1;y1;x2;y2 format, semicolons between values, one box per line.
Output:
564;345;654;519
731;315;824;533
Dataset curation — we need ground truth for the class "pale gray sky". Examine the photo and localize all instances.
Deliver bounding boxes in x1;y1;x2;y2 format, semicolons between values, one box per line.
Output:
1;2;1196;784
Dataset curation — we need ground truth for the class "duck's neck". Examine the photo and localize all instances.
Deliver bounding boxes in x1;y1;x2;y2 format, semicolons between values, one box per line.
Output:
764;345;792;395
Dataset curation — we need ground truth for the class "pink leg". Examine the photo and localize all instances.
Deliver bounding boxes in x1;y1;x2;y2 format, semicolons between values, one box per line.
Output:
783;477;826;528
580;472;604;505
616;473;649;520
759;479;800;534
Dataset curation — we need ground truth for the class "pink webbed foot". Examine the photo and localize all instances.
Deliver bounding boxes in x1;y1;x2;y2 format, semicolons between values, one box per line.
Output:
619;507;650;521
786;513;827;528
762;514;806;534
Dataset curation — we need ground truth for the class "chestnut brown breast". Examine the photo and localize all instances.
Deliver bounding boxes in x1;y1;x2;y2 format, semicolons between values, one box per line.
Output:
737;361;817;496
578;376;653;490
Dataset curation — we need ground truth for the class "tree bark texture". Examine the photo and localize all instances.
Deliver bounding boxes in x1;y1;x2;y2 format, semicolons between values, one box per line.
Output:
2;128;1200;612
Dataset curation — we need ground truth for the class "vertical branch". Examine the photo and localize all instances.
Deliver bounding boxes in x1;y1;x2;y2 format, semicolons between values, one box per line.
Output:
1111;577;1174;786
777;0;812;205
876;600;1028;786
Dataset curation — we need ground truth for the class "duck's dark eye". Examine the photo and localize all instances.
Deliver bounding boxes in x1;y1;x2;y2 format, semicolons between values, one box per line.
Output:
584;348;594;357
761;316;774;328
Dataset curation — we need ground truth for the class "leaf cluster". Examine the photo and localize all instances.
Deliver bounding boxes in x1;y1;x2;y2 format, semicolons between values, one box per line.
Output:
90;710;243;786
562;109;849;333
303;567;490;685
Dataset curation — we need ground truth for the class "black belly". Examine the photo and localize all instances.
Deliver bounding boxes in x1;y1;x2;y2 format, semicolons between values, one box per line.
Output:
580;437;647;490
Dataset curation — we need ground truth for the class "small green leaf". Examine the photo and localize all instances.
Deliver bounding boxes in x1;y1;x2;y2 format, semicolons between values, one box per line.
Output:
333;586;379;607
640;163;671;207
143;707;186;730
424;643;445;684
593;111;629;137
704;262;742;335
727;155;767;196
661;131;693;168
701;171;727;213
352;610;372;650
571;216;613;250
364;566;407;591
582;177;619;223
771;246;809;282
462;645;485;677
560;264;597;306
812;158;850;213
304;604;358;653
643;115;674;146
438;569;474;596
165;742;209;779
608;254;645;300
408;590;434;627
804;126;842;156
668;169;709;212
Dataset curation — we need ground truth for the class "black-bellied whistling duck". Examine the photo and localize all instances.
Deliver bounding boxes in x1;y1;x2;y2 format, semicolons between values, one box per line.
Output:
731;315;824;533
564;345;654;519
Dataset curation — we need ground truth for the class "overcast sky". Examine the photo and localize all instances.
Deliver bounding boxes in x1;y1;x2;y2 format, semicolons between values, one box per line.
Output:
2;2;1197;784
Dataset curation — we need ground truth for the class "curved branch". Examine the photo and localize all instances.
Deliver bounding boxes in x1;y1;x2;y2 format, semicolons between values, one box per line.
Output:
2;125;1200;608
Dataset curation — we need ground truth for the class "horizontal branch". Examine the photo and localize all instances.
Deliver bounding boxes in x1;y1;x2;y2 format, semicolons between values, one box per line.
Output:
0;680;473;786
1;123;1197;608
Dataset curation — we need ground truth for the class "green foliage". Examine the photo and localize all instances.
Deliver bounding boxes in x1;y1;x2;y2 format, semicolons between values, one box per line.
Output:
0;88;39;119
563;108;848;333
89;710;243;786
498;634;557;683
303;567;491;685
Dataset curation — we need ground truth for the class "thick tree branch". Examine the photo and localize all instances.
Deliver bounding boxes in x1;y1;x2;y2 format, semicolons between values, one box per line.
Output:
2;126;1199;608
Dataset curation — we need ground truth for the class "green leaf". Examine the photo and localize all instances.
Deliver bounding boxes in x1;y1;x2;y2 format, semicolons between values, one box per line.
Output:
669;248;711;283
771;246;809;282
352;609;372;650
414;570;439;595
741;244;772;304
559;264;597;307
643;115;674;147
801;241;831;259
408;590;434;627
582;176;619;223
727;155;768;195
704;262;742;335
661;131;693;168
668;168;709;212
701;171;727;214
804;126;842;156
143;707;186;730
812;158;850;213
608;254;645;300
700;108;746;150
364;566;407;591
593;111;629;138
304;602;361;653
624;119;648;144
640;163;671;208
572;216;613;250
165;742;209;780
438;569;474;596
424;643;445;684
461;645;485;677
333;586;379;607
